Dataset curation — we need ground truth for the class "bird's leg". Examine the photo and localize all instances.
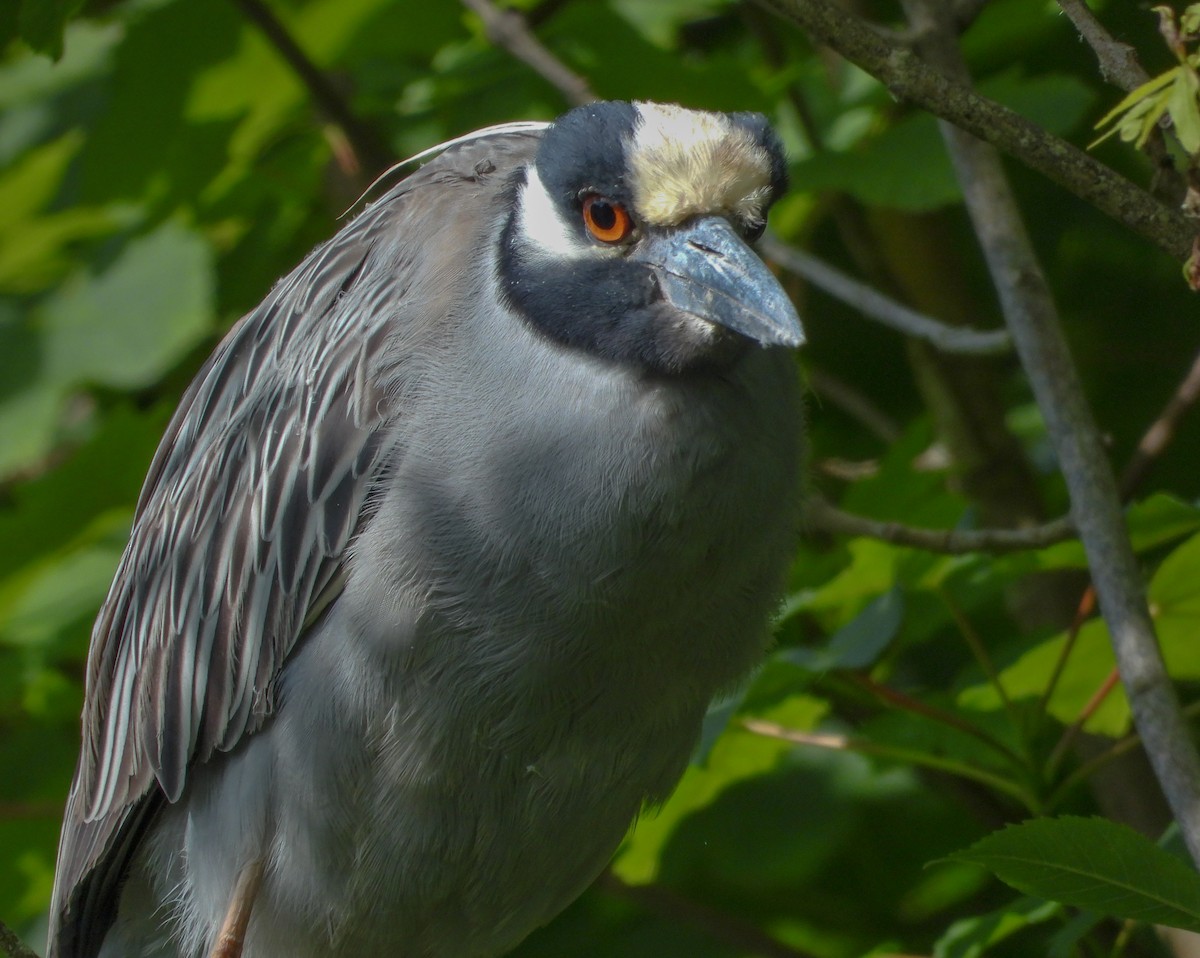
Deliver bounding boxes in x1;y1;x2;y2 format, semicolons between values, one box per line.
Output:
209;859;265;958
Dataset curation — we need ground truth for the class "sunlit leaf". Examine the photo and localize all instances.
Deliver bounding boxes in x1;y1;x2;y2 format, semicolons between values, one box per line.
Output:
1169;67;1200;153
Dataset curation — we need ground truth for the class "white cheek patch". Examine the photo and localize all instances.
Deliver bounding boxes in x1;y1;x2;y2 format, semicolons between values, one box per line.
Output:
515;169;593;261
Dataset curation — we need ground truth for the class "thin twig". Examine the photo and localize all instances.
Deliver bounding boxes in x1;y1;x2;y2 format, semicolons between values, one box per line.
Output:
741;719;1040;808
938;587;1020;725
898;0;1200;867
597;871;818;958
755;0;1197;261
1045;667;1122;775
844;672;1026;768
1054;0;1185;204
460;0;595;107
1037;347;1200;758
1036;586;1097;733
807;368;902;443
1056;0;1151;91
762;235;1012;355
0;800;63;819
229;0;393;175
0;918;38;958
1047;699;1200;811
1120;346;1200;497
806;497;1075;555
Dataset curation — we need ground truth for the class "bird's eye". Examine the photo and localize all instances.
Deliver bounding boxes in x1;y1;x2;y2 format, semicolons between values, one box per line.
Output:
582;195;634;244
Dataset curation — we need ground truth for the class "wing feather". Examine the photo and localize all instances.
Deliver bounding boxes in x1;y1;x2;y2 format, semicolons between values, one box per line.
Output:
48;128;545;958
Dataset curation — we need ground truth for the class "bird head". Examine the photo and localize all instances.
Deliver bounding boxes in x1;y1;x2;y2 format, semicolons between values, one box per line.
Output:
499;100;803;374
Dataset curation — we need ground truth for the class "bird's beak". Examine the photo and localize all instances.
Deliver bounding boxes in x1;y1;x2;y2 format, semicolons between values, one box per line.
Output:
635;216;804;348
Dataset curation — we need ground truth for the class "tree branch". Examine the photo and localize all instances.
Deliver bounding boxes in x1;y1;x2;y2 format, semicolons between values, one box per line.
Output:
897;0;1200;868
807;368;902;443
762;234;1012;355
0;918;38;958
755;0;1196;261
230;0;393;175
1119;345;1200;497
460;0;596;107
741;719;1039;806
1054;0;1184;203
1055;0;1150;91
805;497;1075;554
0;800;62;819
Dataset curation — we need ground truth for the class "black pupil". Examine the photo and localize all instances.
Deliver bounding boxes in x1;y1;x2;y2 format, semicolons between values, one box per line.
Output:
589;199;617;231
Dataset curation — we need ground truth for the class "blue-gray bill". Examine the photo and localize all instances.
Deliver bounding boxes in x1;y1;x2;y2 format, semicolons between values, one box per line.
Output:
635;215;804;348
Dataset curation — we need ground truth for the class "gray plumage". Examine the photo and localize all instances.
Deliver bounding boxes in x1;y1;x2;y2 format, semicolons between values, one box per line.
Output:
49;102;804;958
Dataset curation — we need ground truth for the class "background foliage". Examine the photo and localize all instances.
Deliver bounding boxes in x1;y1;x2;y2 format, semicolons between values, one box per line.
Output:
3;0;1200;956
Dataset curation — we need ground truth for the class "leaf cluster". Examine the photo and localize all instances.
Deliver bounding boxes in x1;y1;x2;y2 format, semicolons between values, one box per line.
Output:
1092;4;1200;152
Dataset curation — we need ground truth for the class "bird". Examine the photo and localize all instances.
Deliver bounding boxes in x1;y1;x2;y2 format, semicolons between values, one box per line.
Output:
47;99;805;958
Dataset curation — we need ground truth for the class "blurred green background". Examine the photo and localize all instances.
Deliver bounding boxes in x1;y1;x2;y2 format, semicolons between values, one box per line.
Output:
3;1;1200;955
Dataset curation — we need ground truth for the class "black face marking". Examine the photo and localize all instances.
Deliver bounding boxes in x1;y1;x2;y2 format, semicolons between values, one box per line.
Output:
498;101;789;375
533;101;640;224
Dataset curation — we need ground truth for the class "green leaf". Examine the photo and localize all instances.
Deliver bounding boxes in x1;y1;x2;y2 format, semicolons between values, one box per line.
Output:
0;131;82;231
966;526;1200;735
0;3;16;51
0;20;114;105
39;220;215;389
1046;910;1102;958
1168;67;1200;153
958;618;1126;734
794;72;1093;211
1185;4;1200;35
15;0;86;59
1093;67;1178;130
0;130;124;295
0;403;163;583
1152;526;1200;610
933;896;1061;958
948;817;1200;932
0;220;213;478
0;526;126;649
1127;494;1200;551
995;493;1200;576
782;587;904;672
614;694;827;885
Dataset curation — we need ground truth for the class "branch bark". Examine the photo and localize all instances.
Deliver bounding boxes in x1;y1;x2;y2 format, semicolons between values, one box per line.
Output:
0;918;38;958
230;0;393;175
755;0;1196;260
1054;0;1184;203
1119;344;1200;497
762;234;1012;355
896;0;1200;868
806;497;1074;554
1055;0;1151;91
460;0;596;107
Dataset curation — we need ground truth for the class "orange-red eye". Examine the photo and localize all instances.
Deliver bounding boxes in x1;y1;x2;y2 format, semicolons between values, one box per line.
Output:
582;195;634;244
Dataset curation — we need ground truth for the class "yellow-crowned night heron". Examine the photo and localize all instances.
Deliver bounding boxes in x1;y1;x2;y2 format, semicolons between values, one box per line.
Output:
48;100;804;958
